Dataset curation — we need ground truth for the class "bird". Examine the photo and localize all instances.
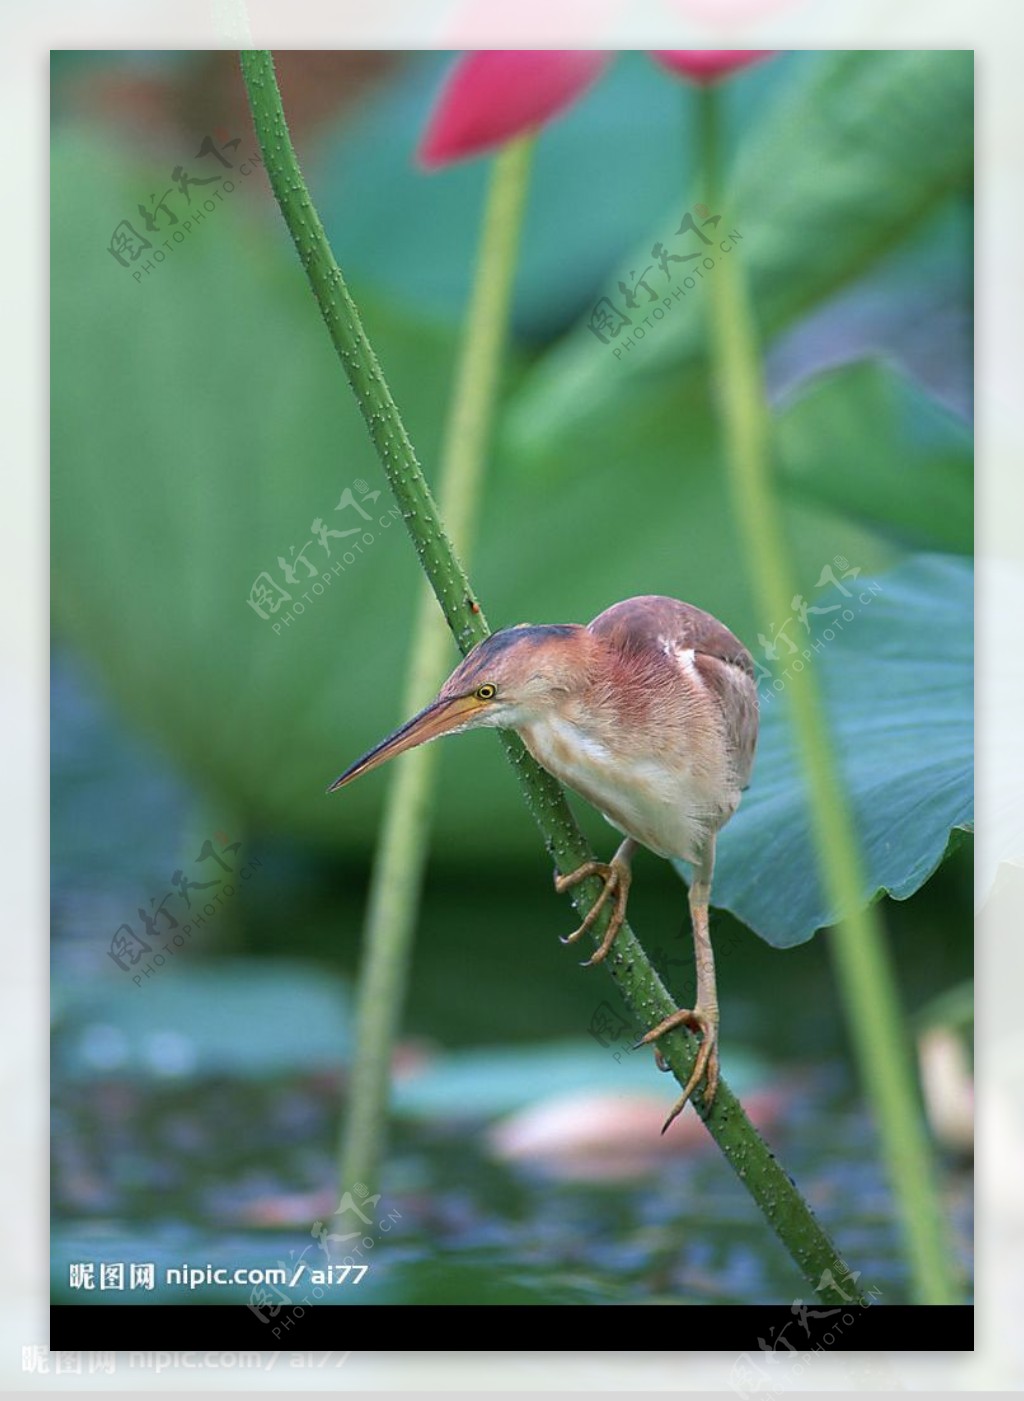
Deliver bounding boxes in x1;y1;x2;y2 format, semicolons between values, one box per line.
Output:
329;595;758;1131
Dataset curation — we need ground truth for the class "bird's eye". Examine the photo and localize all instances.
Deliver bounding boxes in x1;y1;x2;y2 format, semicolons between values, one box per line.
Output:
475;683;497;701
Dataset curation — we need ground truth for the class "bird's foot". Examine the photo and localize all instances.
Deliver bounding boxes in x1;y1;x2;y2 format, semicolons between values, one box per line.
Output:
636;1005;720;1132
554;856;632;967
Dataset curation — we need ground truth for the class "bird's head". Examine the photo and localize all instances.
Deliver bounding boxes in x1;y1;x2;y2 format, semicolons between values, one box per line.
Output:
328;622;589;792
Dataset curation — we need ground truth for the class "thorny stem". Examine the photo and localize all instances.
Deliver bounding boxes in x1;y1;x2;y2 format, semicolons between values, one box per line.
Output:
698;81;959;1304
240;48;854;1304
339;138;534;1195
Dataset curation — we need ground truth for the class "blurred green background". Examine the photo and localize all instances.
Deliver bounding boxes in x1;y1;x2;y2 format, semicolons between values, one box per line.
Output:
51;49;973;1307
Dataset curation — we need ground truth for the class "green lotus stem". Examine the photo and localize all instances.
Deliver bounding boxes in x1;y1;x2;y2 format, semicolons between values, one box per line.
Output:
339;137;534;1195
240;47;854;1304
698;81;959;1304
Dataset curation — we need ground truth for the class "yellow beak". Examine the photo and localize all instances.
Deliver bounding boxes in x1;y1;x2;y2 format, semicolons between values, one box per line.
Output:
327;694;481;793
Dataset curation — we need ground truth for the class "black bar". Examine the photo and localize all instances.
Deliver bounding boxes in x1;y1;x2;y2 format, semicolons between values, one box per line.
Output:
52;1304;973;1352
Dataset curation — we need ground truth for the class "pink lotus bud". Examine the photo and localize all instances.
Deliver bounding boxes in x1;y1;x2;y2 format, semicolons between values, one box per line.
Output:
417;49;611;168
651;49;775;84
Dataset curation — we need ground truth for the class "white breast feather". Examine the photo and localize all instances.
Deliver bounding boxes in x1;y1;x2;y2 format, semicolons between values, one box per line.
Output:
519;712;716;861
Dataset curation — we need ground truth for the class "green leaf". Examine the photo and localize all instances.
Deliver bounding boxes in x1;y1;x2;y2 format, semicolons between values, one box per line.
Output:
51;131;449;853
764;200;972;421
699;554;973;948
508;49;974;453
776;360;973;554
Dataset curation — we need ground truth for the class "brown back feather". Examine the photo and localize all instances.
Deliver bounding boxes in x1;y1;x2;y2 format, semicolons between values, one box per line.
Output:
588;595;758;790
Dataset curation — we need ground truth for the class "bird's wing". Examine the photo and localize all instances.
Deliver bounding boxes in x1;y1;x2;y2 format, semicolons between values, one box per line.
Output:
588;595;759;789
588;595;754;674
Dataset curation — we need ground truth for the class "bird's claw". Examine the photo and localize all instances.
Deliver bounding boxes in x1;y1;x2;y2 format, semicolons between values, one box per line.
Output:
554;858;632;966
636;1006;720;1131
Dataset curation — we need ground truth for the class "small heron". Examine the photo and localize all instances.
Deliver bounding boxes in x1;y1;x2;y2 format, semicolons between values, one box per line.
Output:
329;595;758;1130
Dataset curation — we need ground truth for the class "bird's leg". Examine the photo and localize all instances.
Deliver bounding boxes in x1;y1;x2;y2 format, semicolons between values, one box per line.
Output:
554;838;637;967
637;844;720;1132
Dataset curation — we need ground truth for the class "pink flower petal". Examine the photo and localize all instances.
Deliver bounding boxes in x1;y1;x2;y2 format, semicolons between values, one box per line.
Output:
651;49;775;84
488;1087;787;1182
418;50;611;168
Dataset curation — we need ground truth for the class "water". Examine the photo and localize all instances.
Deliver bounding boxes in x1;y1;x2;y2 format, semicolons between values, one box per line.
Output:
51;648;973;1306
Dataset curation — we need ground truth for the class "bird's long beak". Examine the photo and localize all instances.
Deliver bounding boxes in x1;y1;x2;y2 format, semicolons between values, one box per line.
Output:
327;694;480;793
